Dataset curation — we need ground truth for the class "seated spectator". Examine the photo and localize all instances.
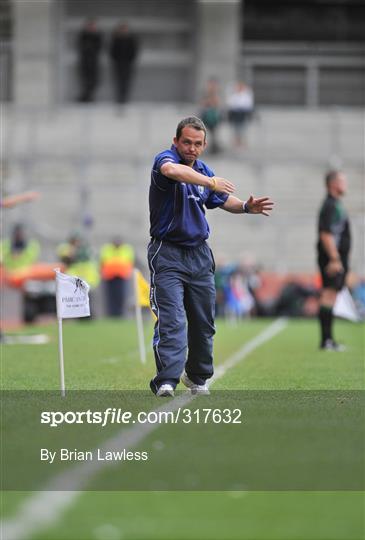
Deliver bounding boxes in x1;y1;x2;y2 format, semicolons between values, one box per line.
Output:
274;282;319;317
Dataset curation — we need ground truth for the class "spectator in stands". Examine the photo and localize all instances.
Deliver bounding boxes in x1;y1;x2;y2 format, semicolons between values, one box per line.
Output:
214;255;231;318
274;282;319;317
109;22;139;104
352;276;365;320
100;237;135;317
0;223;40;272
0;195;40;341
224;268;255;320
200;77;222;154
237;254;262;315
226;81;254;148
57;232;100;317
317;170;351;351
77;18;103;103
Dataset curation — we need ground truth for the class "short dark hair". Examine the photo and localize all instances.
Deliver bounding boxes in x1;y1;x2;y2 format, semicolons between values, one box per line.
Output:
325;170;341;187
176;116;207;141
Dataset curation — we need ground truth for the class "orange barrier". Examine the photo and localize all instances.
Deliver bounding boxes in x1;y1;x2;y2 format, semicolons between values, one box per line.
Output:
1;263;65;289
255;272;321;302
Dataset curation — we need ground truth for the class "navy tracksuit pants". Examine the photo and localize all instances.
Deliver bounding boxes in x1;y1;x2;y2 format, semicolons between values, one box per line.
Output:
147;239;216;393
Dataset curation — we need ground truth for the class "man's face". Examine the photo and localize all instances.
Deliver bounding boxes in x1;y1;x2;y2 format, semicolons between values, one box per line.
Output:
86;20;97;32
173;126;206;166
332;173;347;197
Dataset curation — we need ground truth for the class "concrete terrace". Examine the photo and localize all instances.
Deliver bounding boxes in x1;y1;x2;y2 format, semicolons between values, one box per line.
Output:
3;104;364;274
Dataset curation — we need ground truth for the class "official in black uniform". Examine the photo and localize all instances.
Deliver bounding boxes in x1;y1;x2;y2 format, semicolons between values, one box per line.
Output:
317;170;351;351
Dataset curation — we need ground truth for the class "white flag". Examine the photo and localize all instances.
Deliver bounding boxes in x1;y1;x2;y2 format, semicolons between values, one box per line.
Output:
55;270;90;319
334;287;360;322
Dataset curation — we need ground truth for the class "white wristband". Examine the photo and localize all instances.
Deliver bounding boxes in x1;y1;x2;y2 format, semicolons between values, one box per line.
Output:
243;201;250;213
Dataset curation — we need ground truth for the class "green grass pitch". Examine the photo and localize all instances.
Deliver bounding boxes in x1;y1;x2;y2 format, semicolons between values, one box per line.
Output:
1;317;364;540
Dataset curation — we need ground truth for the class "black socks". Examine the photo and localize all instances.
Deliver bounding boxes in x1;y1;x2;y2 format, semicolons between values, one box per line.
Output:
319;305;333;345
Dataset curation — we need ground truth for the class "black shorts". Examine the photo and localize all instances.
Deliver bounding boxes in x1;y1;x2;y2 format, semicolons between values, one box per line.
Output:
318;256;348;291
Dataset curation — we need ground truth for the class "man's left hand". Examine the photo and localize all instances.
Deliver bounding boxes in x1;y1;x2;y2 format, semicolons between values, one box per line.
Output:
246;195;274;216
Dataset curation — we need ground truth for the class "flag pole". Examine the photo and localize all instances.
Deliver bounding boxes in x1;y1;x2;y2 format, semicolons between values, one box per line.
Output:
54;268;66;397
133;269;146;364
58;317;66;397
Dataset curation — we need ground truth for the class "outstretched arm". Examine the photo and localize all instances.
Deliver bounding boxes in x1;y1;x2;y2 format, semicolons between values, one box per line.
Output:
160;162;235;195
1;191;40;208
222;194;274;216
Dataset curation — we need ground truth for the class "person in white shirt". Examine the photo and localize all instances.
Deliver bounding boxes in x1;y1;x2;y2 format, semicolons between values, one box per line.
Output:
226;81;254;148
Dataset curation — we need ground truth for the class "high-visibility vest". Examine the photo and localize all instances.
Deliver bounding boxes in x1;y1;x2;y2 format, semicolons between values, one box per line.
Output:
100;243;134;280
0;239;40;271
57;242;100;289
66;260;100;290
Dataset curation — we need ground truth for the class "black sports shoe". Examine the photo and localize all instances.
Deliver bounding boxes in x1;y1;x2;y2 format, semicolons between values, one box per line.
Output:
320;339;346;352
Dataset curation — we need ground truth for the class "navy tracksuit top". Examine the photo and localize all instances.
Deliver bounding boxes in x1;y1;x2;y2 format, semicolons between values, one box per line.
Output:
149;145;228;248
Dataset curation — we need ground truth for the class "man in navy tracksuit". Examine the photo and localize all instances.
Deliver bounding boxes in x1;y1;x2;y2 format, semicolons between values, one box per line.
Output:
148;117;273;397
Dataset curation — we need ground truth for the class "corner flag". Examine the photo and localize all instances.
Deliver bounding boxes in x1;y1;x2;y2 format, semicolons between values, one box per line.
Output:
55;270;90;319
133;269;154;365
334;287;360;322
135;269;150;307
54;269;90;396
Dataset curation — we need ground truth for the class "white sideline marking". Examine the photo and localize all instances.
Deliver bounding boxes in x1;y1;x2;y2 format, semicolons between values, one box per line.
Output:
1;318;288;540
210;317;288;384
